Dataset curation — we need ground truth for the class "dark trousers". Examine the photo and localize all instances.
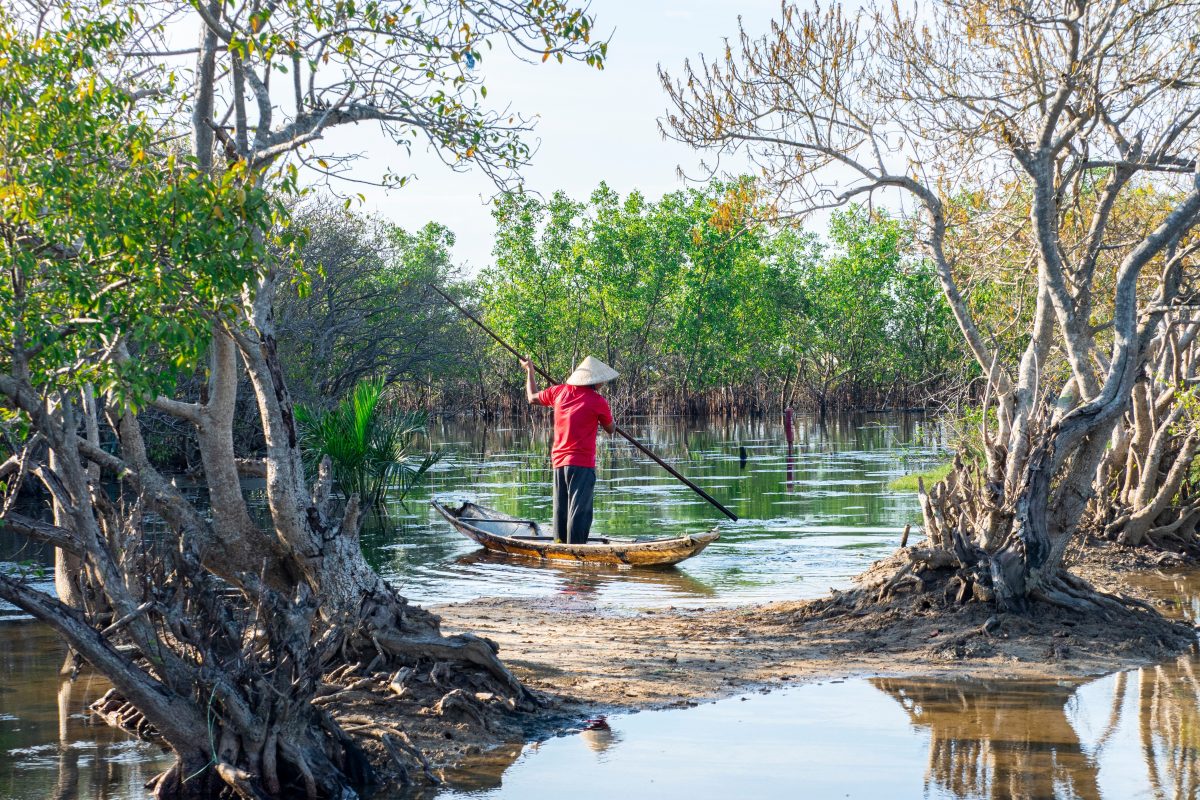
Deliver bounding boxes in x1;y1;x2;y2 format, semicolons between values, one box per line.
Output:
552;466;596;544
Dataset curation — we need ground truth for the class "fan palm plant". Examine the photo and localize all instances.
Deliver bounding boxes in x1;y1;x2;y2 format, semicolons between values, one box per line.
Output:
295;378;440;507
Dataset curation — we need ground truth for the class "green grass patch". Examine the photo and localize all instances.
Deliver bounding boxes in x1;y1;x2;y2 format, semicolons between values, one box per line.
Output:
888;462;953;492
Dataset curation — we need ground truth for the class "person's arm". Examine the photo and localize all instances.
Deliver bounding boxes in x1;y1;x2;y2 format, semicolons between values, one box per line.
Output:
599;399;615;434
522;357;540;405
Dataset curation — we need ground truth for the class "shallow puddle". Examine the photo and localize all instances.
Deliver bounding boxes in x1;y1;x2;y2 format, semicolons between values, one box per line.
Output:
431;657;1200;800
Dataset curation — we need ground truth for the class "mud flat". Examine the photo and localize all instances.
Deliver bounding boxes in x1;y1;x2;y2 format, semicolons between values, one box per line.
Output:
434;544;1198;716
6;544;1194;798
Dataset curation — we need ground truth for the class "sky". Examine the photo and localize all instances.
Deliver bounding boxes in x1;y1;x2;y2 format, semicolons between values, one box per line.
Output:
317;1;791;272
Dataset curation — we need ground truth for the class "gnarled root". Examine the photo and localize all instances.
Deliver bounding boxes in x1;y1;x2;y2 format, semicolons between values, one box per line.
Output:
375;630;529;704
91;688;162;744
95;680;376;800
1031;571;1156;617
347;587;534;710
862;533;1178;635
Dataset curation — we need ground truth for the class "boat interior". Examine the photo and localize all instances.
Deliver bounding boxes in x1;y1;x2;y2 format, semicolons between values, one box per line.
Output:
445;501;689;545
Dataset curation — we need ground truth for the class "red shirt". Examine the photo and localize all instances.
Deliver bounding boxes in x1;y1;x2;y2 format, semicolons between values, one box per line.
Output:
535;384;613;469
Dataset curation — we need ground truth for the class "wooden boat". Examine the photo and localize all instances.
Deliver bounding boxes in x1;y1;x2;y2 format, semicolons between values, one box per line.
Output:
431;500;719;568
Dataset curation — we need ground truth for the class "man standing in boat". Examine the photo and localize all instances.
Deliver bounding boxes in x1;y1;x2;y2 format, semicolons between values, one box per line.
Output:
522;355;617;544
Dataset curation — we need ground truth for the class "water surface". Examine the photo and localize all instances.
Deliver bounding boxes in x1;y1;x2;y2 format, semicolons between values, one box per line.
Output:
13;412;1196;800
0;412;942;797
365;413;943;608
0;623;173;800
433;661;1200;800
427;565;1200;800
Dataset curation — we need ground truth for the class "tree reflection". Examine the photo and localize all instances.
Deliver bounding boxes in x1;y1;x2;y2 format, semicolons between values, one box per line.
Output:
1137;657;1200;800
53;678;80;800
871;677;1101;800
436;741;525;796
0;624;173;799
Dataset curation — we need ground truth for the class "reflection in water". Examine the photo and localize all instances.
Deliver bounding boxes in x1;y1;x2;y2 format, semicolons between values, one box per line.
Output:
53;679;80;800
1119;568;1200;624
451;550;718;602
579;717;620;756
362;413;945;609
872;677;1100;800
871;657;1200;800
430;652;1200;800
0;623;172;800
1137;656;1200;800
436;742;525;796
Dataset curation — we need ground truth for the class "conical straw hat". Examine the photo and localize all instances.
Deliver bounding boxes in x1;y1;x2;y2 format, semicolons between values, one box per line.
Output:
565;356;619;386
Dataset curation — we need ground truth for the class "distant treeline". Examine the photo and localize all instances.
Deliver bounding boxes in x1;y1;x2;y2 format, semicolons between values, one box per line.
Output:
268;183;973;420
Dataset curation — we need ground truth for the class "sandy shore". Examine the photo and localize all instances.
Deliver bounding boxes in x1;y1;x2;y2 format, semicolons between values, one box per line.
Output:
433;546;1197;714
338;544;1197;794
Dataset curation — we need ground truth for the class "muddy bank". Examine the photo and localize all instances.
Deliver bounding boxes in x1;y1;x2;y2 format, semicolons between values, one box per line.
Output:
432;546;1197;716
332;543;1197;793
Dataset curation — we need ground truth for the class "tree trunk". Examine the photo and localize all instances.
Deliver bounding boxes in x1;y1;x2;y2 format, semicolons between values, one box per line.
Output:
908;406;1139;615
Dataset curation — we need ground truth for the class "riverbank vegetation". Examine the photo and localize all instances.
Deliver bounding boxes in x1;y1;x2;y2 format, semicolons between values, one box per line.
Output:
265;188;968;418
662;0;1200;612
888;463;954;493
0;2;605;797
481;186;965;415
239;189;969;425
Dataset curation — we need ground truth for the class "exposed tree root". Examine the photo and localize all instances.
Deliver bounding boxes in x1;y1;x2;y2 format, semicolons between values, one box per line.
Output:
1030;574;1132;616
76;585;535;800
856;539;1193;650
91;689;163;744
317;653;536;795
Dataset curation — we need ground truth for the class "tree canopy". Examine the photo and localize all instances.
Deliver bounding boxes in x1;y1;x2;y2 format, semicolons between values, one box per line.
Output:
662;0;1200;608
0;1;609;795
0;13;281;404
478;182;960;413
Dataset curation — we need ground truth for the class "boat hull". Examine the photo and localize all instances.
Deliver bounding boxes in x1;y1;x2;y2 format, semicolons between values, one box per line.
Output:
431;500;719;568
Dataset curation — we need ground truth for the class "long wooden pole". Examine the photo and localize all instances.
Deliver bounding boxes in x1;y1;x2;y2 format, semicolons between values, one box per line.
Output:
429;285;739;522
